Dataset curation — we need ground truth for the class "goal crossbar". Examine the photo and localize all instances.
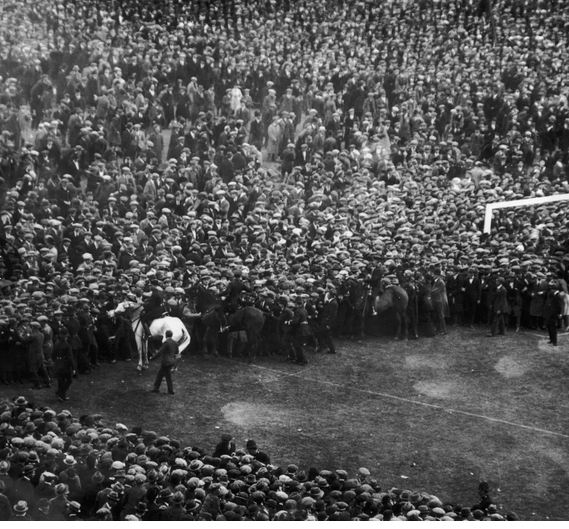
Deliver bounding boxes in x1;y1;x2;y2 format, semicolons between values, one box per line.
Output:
483;193;569;234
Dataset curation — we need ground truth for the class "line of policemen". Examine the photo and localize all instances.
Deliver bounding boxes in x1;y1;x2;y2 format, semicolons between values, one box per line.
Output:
1;260;566;390
365;261;569;338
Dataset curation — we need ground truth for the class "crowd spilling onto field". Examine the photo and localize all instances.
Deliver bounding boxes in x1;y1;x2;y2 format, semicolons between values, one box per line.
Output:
0;395;517;520
0;0;568;518
0;0;568;376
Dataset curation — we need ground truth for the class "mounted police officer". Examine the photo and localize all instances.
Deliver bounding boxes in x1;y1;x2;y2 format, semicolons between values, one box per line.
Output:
142;285;165;335
221;269;252;314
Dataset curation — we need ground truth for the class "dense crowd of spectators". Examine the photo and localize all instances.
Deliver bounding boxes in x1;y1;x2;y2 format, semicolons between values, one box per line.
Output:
0;395;518;520
0;0;568;370
0;0;569;519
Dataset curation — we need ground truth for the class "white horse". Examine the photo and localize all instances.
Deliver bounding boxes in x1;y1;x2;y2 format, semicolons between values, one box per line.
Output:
112;301;148;371
149;316;191;355
111;303;190;371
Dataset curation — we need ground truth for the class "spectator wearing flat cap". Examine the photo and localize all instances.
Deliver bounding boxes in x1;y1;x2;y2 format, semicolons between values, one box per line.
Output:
212;433;236;458
245;439;270;465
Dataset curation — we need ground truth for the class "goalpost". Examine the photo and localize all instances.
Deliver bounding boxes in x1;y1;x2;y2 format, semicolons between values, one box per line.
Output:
483;194;569;234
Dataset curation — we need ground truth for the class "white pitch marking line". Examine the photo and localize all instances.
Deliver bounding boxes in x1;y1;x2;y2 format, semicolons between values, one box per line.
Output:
520;331;569;339
261;365;314;384
245;362;569;439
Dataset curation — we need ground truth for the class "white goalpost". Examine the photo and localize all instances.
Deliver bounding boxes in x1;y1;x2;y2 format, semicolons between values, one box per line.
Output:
483;194;569;234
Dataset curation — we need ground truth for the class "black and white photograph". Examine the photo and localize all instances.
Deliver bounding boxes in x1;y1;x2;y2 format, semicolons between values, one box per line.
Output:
0;0;567;521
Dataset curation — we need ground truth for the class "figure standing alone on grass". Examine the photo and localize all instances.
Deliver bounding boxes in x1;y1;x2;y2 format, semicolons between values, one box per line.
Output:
149;330;179;395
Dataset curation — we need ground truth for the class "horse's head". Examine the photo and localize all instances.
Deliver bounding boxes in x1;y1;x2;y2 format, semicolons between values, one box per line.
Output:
187;280;207;296
188;282;219;312
114;302;128;315
374;284;401;313
379;278;391;294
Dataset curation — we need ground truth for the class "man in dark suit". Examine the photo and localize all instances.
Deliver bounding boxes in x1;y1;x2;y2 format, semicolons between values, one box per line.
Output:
431;268;450;335
149;330;179;395
543;280;563;346
505;271;523;332
281;143;295;178
463;267;482;328
318;287;338;354
66;144;88;175
218;151;234;184
294;143;311;173
447;265;467;326
249;111;263;150
488;277;509;337
76;231;97;259
52;327;76;402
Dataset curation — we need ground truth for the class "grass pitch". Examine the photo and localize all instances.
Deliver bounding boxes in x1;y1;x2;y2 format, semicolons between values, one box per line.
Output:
2;326;569;521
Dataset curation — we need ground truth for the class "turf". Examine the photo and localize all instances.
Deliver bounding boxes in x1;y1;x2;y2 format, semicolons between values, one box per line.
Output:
2;326;569;521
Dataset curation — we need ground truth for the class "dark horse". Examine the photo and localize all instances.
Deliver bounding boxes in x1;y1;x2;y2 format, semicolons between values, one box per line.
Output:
374;285;409;340
187;282;226;357
226;306;266;362
187;283;265;361
337;278;369;338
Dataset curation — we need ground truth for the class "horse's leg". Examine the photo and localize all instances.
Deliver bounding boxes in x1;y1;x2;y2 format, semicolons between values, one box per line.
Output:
134;329;143;371
393;311;401;341
247;329;257;363
202;326;210;357
227;334;234;359
374;310;382;338
345;309;354;338
402;310;408;340
142;331;149;369
212;331;219;357
356;309;365;339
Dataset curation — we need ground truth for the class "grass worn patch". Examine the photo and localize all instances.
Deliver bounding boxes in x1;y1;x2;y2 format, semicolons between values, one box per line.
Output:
2;326;569;520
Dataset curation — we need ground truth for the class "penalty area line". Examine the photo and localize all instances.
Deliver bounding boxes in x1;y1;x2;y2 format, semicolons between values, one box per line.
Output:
245;362;569;440
520;330;569;339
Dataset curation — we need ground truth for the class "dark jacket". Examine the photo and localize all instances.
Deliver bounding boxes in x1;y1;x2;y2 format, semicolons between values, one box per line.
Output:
150;338;179;367
543;289;563;321
464;276;482;302
492;284;509;313
319;296;338;328
52;338;75;376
